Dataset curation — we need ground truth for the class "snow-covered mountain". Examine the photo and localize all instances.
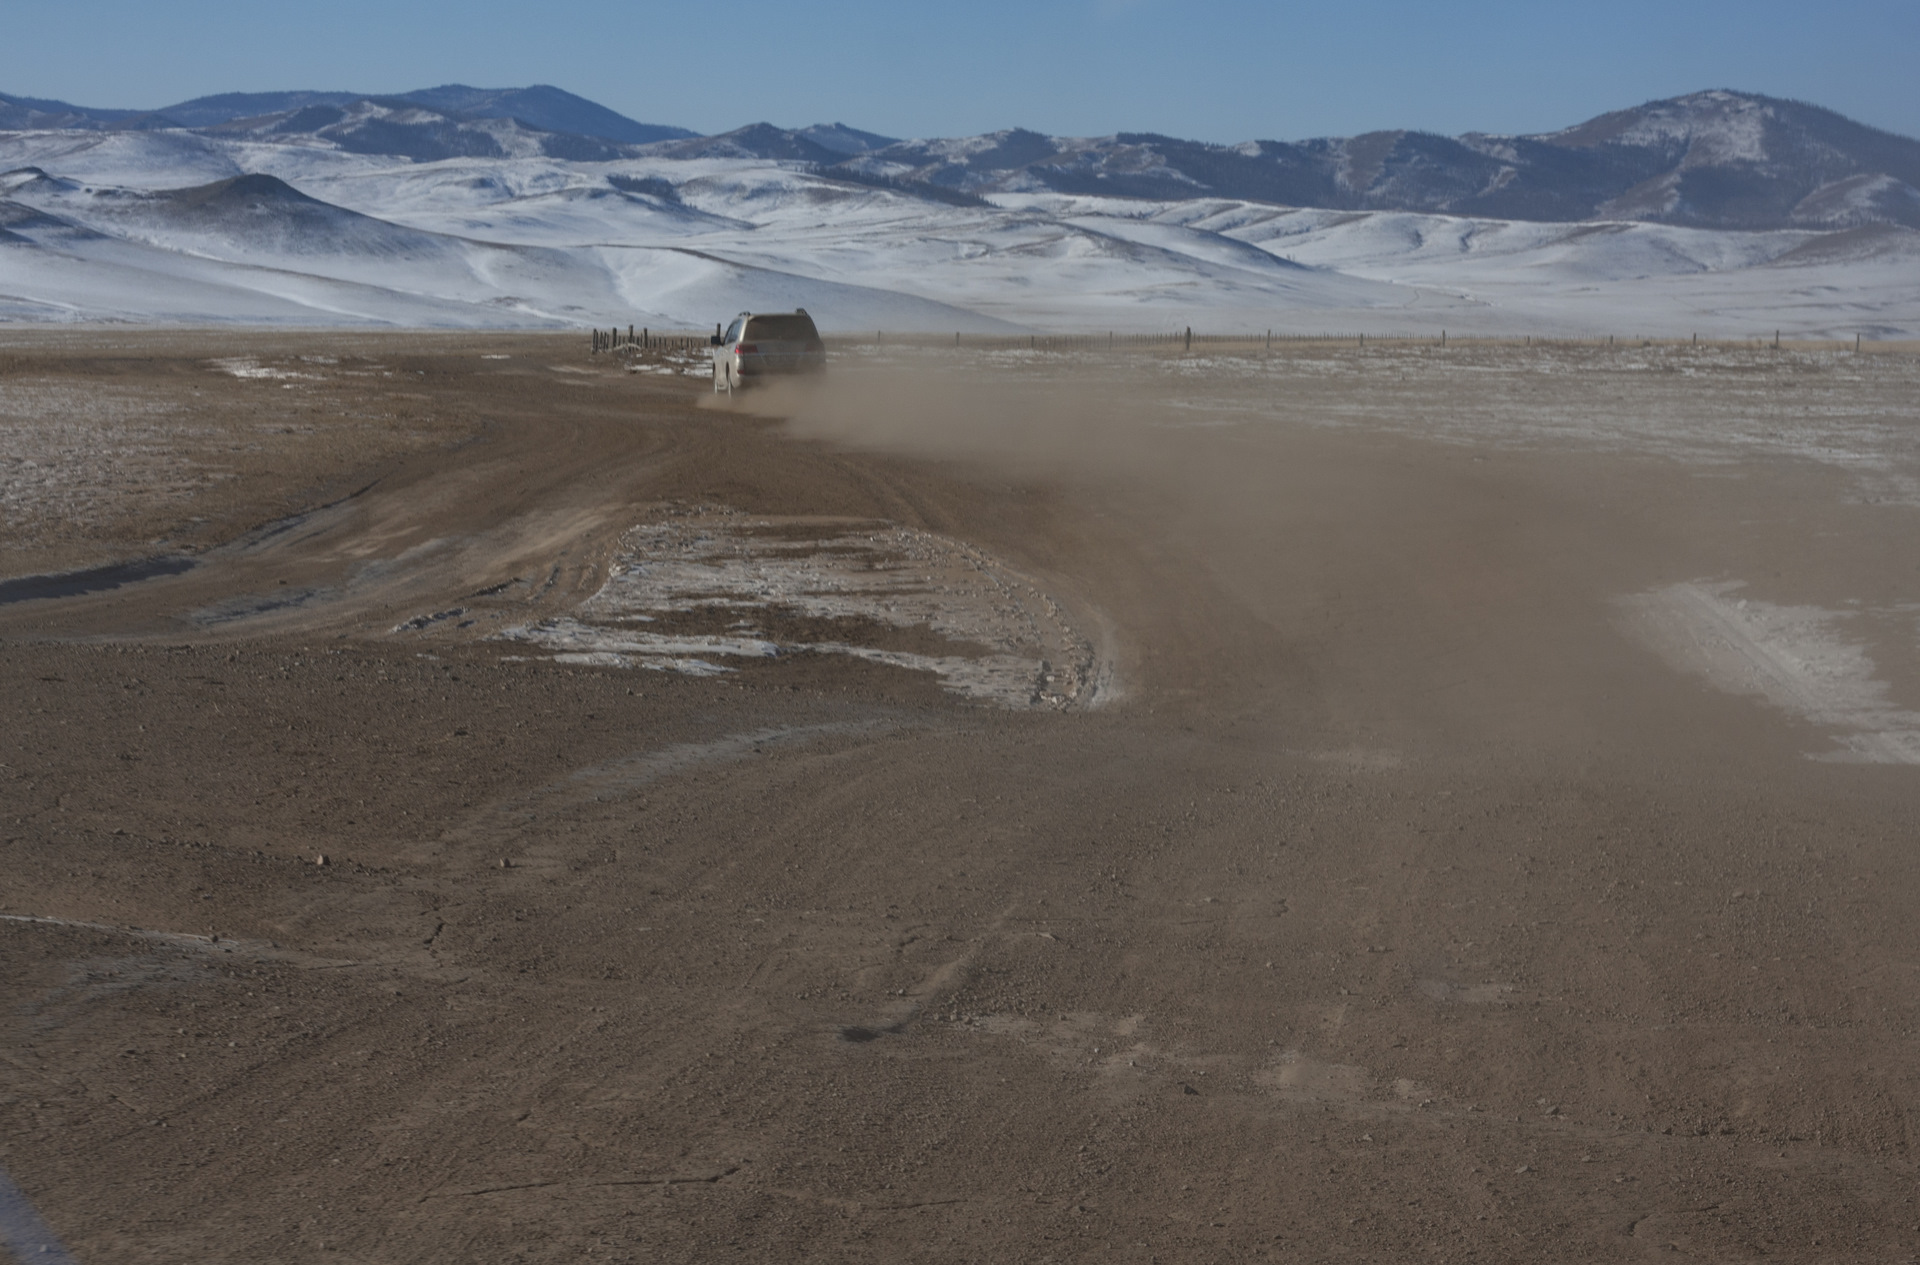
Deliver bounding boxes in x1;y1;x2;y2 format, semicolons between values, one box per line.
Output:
828;92;1920;232
0;84;696;146
12;86;1915;230
0;87;1915;334
795;123;899;156
0;92;173;132
156;85;697;146
202;98;642;163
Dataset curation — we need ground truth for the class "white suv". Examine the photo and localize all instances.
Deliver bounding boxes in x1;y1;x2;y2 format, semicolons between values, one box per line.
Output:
711;309;826;392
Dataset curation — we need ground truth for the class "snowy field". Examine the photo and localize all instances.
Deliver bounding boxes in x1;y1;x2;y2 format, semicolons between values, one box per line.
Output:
2;127;1917;335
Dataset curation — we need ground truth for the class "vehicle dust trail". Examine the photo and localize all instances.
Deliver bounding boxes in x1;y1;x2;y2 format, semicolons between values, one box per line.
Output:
724;344;1920;507
710;360;1180;483
717;348;1920;754
1617;581;1920;763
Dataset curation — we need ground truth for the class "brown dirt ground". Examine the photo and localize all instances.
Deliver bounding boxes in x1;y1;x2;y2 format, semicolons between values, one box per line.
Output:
3;331;1920;1263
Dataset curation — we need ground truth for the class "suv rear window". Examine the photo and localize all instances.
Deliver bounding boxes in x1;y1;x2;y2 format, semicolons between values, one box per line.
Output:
743;314;818;341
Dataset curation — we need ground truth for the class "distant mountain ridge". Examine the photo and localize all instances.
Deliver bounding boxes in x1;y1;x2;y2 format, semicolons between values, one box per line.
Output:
631;91;1920;232
154;91;364;129
795;123;899;156
817;91;1920;231
164;85;698;145
0;85;696;147
203;97;645;163
0;92;175;131
2;86;1916;230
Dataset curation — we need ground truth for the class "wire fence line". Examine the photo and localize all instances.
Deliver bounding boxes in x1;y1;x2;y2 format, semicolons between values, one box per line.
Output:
588;327;712;354
587;326;1902;355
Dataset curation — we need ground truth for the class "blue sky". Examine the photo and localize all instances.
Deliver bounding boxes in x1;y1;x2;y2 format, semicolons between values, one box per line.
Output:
6;0;1916;142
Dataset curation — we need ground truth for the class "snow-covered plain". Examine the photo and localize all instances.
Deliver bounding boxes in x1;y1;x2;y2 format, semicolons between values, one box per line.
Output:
1;128;1916;335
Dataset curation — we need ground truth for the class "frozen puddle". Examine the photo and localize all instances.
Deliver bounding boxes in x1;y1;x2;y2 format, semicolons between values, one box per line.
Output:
1618;581;1920;763
500;508;1104;709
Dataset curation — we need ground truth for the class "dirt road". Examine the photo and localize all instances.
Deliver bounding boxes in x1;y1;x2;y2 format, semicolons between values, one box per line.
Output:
3;332;1919;1262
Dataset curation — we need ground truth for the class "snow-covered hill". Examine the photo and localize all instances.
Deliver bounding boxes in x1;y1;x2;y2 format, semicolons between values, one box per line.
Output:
0;87;1916;335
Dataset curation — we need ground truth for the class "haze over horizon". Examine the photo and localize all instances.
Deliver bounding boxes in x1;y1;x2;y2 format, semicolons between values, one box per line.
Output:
4;0;1917;145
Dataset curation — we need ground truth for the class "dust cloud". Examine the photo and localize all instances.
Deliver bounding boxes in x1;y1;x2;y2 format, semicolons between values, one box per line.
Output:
705;361;1186;480
711;344;1920;764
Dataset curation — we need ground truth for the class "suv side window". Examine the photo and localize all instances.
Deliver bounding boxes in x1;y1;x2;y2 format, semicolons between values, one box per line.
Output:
723;318;745;345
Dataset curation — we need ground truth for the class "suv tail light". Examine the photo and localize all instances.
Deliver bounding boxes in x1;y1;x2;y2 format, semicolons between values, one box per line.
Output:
735;343;758;354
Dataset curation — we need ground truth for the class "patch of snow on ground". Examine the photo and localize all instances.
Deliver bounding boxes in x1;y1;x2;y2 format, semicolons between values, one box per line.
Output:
497;507;1103;708
208;358;318;380
1617;580;1920;764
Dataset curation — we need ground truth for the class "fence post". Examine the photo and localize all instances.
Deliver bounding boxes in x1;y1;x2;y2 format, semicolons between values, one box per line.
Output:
1184;326;1191;351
